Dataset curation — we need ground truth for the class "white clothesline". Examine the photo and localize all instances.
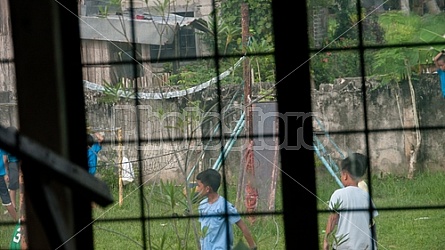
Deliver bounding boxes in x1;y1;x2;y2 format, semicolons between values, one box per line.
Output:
83;56;245;100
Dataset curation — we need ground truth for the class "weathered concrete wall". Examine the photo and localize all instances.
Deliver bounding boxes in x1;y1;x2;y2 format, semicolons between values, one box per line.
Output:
312;75;445;176
85;76;445;182
85;92;204;184
1;75;443;180
84;84;247;184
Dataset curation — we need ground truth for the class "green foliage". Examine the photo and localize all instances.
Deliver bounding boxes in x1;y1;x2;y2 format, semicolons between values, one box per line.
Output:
197;13;241;55
152;180;184;214
257;89;275;102
97;150;120;189
166;1;275;88
372;48;409;85
98;6;111;17
99;80;135;104
193;1;276;84
309;4;383;86
215;0;274;54
327;1;384;44
314;154;324;168
419;14;445;49
332;232;349;248
245;37;275;83
418;14;445;64
373;12;445;86
233;239;250;250
310;38;373;86
167;58;243;87
87;180;285;249
151;232;168;250
332;0;356;40
307;0;336;7
200;225;209;240
98;0;122;17
2;172;444;249
330;197;342;210
378;12;422;44
98;162;118;189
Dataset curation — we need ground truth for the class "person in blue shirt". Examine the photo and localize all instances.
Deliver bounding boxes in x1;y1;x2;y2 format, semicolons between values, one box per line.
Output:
87;132;104;176
5;126;21;211
196;169;257;250
433;50;445;98
0;148;17;221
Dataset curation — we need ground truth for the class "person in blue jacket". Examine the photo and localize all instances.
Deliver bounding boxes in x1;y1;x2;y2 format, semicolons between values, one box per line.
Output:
5;126;21;211
87;132;104;176
0;147;17;221
433;49;445;98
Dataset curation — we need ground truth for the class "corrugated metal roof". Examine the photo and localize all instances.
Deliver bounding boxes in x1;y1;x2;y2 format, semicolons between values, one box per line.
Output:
79;13;206;45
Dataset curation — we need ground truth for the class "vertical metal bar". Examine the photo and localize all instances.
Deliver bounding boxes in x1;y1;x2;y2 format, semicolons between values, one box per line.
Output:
9;0;93;248
272;0;319;248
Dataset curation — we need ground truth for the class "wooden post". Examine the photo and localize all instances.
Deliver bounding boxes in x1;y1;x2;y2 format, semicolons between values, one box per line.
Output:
241;3;258;223
117;128;124;206
18;164;27;248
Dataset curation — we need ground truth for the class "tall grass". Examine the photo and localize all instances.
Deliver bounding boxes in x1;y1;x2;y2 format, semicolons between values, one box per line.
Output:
91;176;286;250
0;170;444;249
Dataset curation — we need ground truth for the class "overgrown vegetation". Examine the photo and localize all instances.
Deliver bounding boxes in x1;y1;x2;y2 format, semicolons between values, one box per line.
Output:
0;168;443;248
93;166;285;250
75;2;445;249
310;7;445;88
166;58;244;88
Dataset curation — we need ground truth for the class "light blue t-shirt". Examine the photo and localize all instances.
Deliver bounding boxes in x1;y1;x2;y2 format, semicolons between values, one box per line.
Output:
198;196;241;250
329;186;378;250
437;69;445;98
87;143;102;175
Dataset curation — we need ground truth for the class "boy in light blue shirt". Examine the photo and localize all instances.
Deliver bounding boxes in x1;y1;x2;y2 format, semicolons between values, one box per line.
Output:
196;169;257;250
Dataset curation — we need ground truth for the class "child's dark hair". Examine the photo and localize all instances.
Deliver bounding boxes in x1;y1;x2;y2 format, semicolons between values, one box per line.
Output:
341;153;368;179
87;134;95;147
196;169;221;192
7;126;18;134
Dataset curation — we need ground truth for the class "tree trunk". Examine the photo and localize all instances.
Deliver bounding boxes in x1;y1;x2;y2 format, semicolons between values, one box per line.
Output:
425;0;441;14
400;0;410;15
406;70;421;179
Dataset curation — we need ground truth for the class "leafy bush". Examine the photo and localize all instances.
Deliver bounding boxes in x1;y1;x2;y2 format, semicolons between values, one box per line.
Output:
310;38;372;86
167;59;244;87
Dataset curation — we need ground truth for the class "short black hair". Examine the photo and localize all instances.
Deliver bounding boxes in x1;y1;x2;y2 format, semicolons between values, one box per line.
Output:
87;134;95;147
196;168;221;192
7;126;18;134
341;153;368;179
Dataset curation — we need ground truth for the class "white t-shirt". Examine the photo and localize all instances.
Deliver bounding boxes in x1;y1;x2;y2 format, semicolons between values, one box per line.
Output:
358;180;368;192
329;186;378;250
121;157;134;185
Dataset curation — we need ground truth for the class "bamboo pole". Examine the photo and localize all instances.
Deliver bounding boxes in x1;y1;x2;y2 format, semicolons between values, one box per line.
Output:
117;128;124;206
241;3;258;224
